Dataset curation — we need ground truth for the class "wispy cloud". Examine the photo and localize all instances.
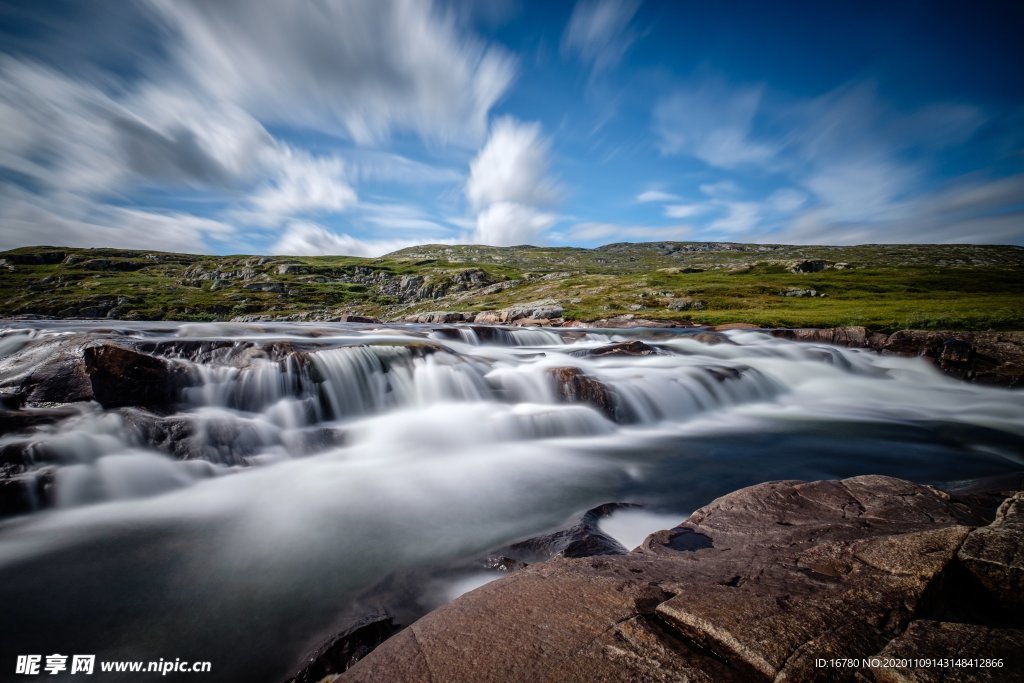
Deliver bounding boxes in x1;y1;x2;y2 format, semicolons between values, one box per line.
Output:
562;0;642;74
151;0;516;146
562;221;690;242
271;221;455;257
653;79;777;168
636;189;679;203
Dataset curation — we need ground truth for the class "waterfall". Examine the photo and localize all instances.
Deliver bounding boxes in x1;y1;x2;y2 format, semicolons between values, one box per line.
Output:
1;320;1022;516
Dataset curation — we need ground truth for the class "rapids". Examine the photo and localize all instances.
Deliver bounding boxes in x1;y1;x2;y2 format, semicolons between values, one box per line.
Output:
0;320;1021;681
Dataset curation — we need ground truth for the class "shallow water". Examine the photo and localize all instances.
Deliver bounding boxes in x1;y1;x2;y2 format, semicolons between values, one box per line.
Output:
0;321;1021;681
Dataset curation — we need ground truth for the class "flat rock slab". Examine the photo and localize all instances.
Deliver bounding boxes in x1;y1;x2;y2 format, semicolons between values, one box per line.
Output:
341;475;1024;682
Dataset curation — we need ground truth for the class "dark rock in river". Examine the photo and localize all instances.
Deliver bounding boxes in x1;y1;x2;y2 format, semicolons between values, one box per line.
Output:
83;344;193;410
288;611;403;683
548;367;617;420
581;340;662;357
494;502;640;564
767;327;1024;386
342;475;1024;682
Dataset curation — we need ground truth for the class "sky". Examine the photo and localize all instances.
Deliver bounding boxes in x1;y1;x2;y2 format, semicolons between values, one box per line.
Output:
0;0;1022;256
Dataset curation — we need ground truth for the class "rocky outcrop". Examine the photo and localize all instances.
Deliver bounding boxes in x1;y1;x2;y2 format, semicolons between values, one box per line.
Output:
768;327;1024;386
474;300;565;325
12;340;195;410
342;475;1024;682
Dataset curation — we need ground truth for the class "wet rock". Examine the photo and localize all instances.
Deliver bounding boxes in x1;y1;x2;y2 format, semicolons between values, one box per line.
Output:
957;492;1024;617
288;612;403;683
83;344;194;410
20;347;95;405
769;326;870;347
333;315;381;324
548;367;617;420
0;406;81;433
582;340;661;357
344;475;1022;682
494;503;640;564
689;331;736;345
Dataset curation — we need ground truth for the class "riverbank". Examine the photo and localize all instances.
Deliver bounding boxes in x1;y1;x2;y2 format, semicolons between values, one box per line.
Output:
331;473;1024;682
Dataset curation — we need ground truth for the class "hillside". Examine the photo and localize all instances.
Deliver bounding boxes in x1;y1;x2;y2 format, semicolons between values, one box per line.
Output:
1;242;1022;331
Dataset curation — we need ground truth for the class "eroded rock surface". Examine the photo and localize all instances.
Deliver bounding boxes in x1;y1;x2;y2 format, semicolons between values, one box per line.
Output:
341;475;1024;682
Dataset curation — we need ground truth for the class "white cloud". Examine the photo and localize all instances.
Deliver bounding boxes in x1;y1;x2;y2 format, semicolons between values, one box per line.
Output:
776;174;1024;245
0;186;237;253
151;0;516;145
271;221;449;257
699;180;741;198
803;157;918;223
465;117;559;210
653;80;777;168
663;203;708;219
246;152;357;225
564;221;690;242
708;201;761;234
562;0;642;73
473;202;558;246
766;188;807;214
465;117;561;246
636;189;679;203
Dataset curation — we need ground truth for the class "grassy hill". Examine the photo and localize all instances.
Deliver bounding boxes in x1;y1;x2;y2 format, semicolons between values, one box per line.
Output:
1;242;1022;331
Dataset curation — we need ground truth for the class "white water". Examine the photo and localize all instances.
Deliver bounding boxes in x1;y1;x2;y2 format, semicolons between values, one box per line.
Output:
0;321;1021;681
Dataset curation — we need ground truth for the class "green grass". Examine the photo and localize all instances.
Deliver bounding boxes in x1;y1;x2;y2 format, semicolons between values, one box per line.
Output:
1;243;1022;331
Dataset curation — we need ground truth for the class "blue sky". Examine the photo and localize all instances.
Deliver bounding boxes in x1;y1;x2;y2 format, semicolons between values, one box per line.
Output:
0;0;1022;255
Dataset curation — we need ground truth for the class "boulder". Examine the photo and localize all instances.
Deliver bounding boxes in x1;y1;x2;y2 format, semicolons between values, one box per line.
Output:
82;344;193;410
401;311;473;324
493;503;640;564
668;297;708;311
344;475;1024;682
581;340;662;357
957;492;1024;617
333;315;381;324
498;300;564;323
790;259;829;273
548;367;617;420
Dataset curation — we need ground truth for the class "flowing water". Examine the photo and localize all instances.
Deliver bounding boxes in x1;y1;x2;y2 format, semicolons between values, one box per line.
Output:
0;321;1021;681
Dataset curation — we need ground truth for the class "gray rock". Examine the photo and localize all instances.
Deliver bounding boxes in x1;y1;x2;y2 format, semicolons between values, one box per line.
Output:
668;297;708;310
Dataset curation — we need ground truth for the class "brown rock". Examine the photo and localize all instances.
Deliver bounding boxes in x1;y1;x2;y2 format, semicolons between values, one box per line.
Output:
342;475;1023;683
958;492;1024;616
83;344;193;410
584;340;661;357
548;367;617;420
870;620;1024;682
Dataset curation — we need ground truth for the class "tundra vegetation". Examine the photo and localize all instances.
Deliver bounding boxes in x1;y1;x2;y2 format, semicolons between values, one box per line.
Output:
1;242;1022;332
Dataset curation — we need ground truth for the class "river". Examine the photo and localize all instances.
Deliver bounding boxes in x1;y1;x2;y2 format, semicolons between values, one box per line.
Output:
0;321;1021;681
